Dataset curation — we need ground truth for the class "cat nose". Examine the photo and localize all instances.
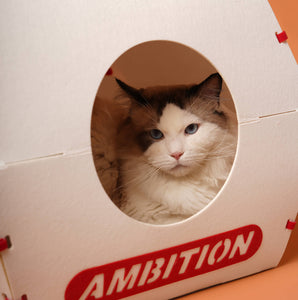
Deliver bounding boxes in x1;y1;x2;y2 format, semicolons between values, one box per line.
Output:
170;152;184;160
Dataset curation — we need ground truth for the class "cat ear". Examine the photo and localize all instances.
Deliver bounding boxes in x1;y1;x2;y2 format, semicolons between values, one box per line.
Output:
190;73;223;101
115;78;148;106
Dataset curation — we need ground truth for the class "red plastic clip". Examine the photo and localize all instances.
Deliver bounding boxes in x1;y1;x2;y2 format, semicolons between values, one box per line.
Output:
0;237;10;252
105;68;113;76
276;31;288;43
21;295;28;300
286;219;296;230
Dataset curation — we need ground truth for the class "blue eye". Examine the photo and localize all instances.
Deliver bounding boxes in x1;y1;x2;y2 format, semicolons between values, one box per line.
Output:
185;123;199;135
150;129;164;140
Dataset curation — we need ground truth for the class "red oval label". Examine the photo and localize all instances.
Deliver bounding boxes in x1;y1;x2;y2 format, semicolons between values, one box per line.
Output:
65;224;262;300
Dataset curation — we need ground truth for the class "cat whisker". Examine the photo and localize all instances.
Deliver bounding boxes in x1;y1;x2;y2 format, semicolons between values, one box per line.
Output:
115;166;160;192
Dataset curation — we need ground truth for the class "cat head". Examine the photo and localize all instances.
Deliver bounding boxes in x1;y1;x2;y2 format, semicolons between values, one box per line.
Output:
116;73;229;177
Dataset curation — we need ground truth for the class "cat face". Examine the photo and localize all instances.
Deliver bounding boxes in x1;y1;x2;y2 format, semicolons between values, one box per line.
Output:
143;103;226;177
116;74;228;177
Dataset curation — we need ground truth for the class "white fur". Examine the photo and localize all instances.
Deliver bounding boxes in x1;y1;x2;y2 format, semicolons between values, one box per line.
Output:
120;104;237;225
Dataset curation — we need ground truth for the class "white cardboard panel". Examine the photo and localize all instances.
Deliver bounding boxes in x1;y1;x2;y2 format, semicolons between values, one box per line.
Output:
1;0;297;163
0;111;297;299
1;1;298;299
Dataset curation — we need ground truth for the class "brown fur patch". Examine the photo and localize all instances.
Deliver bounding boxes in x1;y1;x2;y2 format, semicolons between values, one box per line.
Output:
90;95;129;205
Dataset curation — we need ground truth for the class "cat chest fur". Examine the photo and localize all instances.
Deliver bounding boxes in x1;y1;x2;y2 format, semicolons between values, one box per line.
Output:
120;151;233;224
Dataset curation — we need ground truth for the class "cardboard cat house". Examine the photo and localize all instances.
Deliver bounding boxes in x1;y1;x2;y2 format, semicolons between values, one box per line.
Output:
0;1;297;299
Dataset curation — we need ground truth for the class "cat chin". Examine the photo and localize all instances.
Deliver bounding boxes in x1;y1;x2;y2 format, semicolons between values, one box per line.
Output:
162;164;194;178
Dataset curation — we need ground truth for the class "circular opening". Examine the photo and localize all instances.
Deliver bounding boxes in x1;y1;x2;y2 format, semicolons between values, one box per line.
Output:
91;40;238;225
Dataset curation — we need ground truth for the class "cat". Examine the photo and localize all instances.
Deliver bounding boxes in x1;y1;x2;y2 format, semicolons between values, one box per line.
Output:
113;73;237;225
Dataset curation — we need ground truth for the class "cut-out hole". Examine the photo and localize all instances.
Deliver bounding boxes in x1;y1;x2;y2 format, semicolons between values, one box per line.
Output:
5;236;12;249
91;40;238;225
